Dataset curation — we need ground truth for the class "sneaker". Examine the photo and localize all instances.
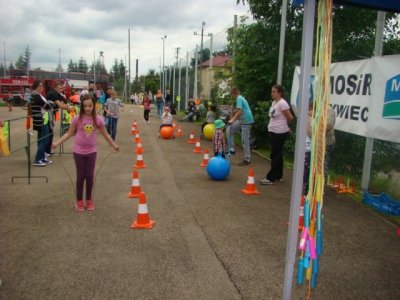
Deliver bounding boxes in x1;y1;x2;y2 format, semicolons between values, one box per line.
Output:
278;179;284;182
86;200;95;211
200;134;204;139
225;150;236;155
260;179;274;185
33;161;46;166
238;160;251;166
76;200;85;212
45;152;56;157
41;159;52;164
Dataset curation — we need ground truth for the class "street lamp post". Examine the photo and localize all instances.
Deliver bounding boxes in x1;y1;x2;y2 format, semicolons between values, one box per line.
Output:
161;35;167;95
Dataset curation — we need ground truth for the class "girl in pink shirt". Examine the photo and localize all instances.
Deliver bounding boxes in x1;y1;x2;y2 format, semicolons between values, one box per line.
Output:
52;94;119;211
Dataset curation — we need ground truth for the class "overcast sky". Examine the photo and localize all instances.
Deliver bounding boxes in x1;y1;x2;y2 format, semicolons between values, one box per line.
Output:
0;0;250;77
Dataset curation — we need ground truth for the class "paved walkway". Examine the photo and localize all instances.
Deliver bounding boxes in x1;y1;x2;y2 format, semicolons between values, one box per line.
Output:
0;105;399;299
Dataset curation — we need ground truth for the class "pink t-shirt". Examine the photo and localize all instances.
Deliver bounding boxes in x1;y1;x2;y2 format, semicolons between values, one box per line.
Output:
268;99;290;134
72;115;105;154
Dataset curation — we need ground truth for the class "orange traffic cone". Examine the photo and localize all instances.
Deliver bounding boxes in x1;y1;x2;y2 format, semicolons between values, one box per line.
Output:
133;120;137;128
298;196;305;230
177;126;183;136
131;192;155;229
187;131;195;144
135;138;145;153
242;168;260;195
130;126;136;135
200;148;210;167
172;121;177;130
134;149;147;169
127;170;142;198
193;138;202;153
134;130;140;143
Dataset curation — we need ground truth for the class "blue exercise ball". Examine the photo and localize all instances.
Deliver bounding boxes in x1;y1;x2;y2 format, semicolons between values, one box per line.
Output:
206;156;230;180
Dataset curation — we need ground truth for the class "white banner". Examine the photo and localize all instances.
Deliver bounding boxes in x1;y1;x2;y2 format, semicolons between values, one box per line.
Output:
290;55;400;143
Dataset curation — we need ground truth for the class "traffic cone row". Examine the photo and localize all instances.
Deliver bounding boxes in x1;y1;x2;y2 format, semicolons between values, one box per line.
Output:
126;122;155;229
134;130;141;143
134;148;147;169
135;138;145;153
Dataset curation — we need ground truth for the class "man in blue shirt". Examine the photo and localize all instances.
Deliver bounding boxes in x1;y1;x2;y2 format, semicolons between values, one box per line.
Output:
228;87;254;166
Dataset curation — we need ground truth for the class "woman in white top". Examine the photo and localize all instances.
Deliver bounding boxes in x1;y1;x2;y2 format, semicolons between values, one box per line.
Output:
260;85;293;185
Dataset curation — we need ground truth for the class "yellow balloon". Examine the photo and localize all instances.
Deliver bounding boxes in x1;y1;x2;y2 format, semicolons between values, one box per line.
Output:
203;123;215;140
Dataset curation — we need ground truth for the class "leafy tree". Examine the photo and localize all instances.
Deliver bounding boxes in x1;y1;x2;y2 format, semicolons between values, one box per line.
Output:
190;48;211;68
15;45;31;69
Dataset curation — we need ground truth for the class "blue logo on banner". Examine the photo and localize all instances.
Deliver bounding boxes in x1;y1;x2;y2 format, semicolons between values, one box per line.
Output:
382;74;400;120
296;75;315;108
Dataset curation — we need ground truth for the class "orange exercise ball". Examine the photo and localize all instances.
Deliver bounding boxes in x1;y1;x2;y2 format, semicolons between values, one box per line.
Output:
160;126;174;139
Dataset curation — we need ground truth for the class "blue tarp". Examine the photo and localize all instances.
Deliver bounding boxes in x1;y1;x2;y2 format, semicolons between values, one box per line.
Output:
293;0;400;13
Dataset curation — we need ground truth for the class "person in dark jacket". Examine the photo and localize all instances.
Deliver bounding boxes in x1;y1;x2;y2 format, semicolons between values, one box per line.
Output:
165;90;171;108
45;83;70;156
30;80;53;166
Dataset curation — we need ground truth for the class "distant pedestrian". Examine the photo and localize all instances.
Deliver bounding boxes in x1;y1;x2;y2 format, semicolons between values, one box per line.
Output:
143;92;151;123
5;91;13;112
52;94;119;212
130;93;135;104
165;90;171;108
104;90;125;141
155;89;165;118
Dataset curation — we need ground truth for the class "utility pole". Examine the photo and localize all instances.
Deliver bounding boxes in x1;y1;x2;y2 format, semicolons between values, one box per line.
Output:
194;22;211;99
174;47;180;104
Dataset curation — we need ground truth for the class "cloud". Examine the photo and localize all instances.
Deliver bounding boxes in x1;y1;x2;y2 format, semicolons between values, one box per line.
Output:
0;0;250;76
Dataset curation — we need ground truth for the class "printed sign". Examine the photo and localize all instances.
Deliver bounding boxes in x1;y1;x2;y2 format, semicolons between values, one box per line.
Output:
290;55;400;143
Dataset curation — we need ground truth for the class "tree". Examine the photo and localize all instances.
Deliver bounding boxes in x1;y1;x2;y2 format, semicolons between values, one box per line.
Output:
0;63;5;77
77;57;88;73
55;63;63;72
15;45;31;69
190;48;211;68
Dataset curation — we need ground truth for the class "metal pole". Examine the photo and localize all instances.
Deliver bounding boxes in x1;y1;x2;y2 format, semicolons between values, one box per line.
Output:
185;51;189;110
159;57;162;91
178;53;182;111
199;21;205;86
277;0;288;85
27;44;30;77
283;1;315;299
361;11;385;191
232;15;237;76
173;60;176;103
193;45;198;100
128;29;131;99
3;42;6;77
208;33;214;100
59;48;61;79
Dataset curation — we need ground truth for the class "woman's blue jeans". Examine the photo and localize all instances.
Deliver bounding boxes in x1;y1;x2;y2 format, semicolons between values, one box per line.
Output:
35;123;50;162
